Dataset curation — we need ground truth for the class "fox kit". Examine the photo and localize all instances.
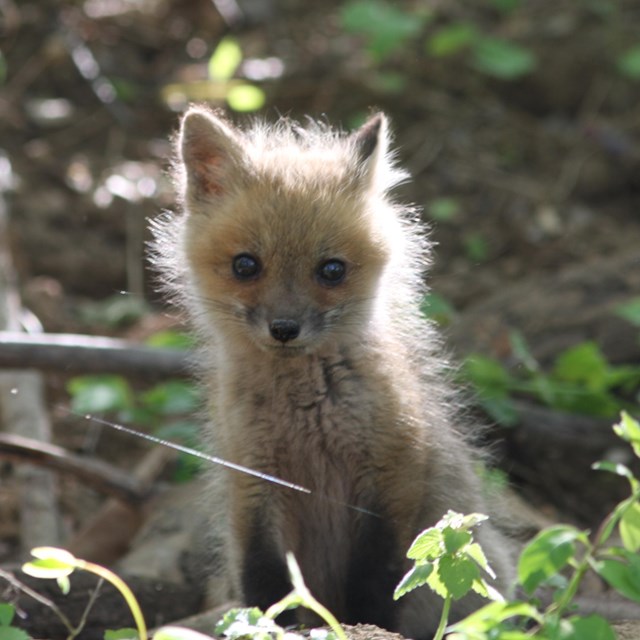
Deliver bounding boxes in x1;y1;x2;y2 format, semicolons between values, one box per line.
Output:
152;107;513;638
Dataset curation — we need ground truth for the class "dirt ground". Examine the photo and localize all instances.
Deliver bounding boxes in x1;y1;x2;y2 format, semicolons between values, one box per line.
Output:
1;0;640;636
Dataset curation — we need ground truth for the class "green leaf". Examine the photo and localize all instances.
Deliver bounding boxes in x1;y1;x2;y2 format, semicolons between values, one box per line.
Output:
0;603;15;626
509;330;539;374
559;615;616;640
479;395;520;427
67;375;133;415
618;45;640;80
393;563;434;599
208;37;243;80
471;37;536;80
427;24;477;57
215;607;279;640
615;298;640;327
427;197;461;222
463;232;489;261
553;342;609;390
613;411;640;458
594;556;640;602
466;542;495;578
443;527;472;554
0;628;31;640
438;554;479;600
152;626;216;640
57;575;70;594
620;501;640;552
491;0;521;12
141;381;200;416
517;525;582;594
593;460;635;481
464;355;511;396
146;330;195;350
419;293;456;326
226;84;266;112
105;629;139;640
340;0;430;60
448;600;541;634
406;528;444;561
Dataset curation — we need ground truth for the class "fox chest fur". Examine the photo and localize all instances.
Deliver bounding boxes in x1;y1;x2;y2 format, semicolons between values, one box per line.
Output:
152;106;514;639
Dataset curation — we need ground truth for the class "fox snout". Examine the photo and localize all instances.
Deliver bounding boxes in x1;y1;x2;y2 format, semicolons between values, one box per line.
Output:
269;318;301;343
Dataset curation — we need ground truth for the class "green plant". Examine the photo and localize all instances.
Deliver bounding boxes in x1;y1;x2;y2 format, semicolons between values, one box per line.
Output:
394;511;503;640
217;554;346;640
67;332;202;480
22;547;146;640
340;0;432;61
0;603;29;640
464;331;640;426
161;36;265;112
395;411;640;639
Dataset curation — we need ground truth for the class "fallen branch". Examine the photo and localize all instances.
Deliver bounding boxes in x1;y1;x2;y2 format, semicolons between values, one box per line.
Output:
0;331;191;378
0;433;149;505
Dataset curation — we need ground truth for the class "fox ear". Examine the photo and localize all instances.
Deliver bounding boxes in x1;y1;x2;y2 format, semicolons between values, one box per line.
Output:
178;107;246;206
350;113;390;189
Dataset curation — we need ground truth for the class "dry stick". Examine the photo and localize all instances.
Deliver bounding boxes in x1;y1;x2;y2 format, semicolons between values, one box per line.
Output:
0;331;191;378
0;432;149;505
0;567;76;634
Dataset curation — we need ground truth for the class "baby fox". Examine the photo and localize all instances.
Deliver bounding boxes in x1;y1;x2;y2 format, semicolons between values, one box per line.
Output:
152;106;513;638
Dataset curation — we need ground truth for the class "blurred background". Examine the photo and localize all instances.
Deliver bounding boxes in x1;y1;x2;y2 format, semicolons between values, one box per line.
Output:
1;0;640;576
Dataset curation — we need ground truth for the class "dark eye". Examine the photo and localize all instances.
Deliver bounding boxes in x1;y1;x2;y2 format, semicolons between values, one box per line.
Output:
317;259;346;286
232;254;261;280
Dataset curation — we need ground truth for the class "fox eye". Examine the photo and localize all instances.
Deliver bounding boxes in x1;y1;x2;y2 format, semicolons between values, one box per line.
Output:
317;259;346;286
232;253;261;280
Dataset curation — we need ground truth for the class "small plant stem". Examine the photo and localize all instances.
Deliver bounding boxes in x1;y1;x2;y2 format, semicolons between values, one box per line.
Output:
433;595;452;640
78;560;148;639
0;567;76;634
306;597;348;640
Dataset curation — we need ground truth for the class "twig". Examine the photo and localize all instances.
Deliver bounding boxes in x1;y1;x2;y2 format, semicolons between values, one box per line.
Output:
0;567;76;635
0;433;150;505
0;331;191;378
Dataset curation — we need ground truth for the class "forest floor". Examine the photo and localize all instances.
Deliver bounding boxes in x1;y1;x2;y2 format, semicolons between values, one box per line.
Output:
1;0;640;637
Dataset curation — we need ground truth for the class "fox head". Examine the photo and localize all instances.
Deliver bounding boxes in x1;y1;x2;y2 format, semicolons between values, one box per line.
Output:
171;107;416;356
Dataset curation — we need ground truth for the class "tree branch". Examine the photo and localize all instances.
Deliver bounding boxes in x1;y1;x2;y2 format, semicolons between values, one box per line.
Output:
0;331;191;378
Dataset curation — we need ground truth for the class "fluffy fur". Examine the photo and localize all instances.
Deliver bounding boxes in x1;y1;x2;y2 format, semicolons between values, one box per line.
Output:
151;106;514;638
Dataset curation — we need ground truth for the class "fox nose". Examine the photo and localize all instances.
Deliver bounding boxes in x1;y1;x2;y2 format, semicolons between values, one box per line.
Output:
269;319;300;343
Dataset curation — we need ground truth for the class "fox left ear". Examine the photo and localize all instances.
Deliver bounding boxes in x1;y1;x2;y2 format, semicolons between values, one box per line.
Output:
351;113;389;187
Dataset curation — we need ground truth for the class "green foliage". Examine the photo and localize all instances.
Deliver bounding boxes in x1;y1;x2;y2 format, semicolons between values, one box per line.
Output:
22;547;147;639
470;37;536;80
617;45;640;80
208;37;243;81
104;630;139;640
0;604;29;640
427;24;478;57
427;197;461;223
420;292;457;326
616;297;640;327
517;526;585;595
463;233;490;262
77;295;149;330
463;331;640;426
416;412;640;639
395;511;501;640
67;331;202;481
340;0;432;61
340;0;536;81
68;374;133;416
207;37;266;112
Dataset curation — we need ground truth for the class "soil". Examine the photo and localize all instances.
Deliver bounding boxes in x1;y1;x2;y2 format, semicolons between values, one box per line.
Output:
1;0;640;637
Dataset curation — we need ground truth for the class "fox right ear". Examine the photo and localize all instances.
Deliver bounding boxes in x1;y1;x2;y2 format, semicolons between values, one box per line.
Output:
178;108;246;206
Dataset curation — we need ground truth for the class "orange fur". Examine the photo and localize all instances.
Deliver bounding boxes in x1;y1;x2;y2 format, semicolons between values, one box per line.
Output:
151;107;514;638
